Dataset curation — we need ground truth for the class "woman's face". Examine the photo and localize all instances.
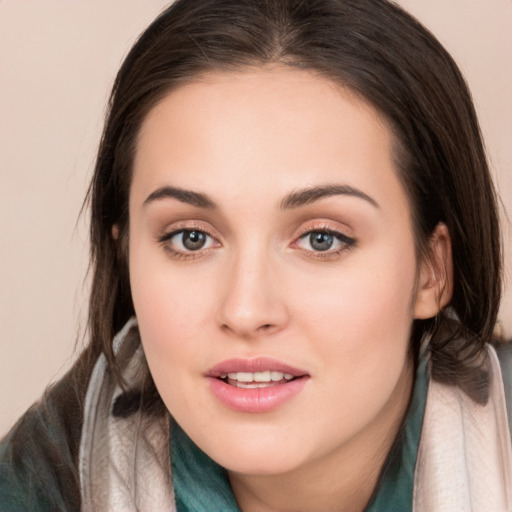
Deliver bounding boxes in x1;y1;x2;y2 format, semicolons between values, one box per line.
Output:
128;66;433;477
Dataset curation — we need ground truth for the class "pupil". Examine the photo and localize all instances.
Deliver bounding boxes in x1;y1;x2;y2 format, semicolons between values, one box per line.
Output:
310;232;333;251
183;231;206;250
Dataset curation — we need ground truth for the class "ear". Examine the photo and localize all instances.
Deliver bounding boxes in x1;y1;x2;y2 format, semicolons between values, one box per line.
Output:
112;224;119;240
413;223;453;319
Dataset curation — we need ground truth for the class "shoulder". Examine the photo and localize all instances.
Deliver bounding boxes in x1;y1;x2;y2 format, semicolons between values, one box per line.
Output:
0;347;97;512
495;341;512;437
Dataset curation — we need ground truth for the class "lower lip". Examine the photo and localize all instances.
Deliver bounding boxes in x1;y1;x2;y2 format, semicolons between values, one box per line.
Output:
207;377;308;413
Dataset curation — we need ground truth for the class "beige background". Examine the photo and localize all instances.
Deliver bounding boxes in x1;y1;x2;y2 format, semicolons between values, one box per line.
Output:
1;0;511;436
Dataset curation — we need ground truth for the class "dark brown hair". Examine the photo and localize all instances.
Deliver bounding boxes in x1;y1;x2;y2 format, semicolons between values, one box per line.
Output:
87;0;501;403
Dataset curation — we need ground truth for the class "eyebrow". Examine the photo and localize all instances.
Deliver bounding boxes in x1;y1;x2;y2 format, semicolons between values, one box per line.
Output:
143;186;217;209
143;183;378;211
281;184;379;210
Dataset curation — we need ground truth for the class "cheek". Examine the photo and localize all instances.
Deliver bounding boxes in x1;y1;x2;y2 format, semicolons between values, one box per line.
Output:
295;241;418;391
300;249;417;343
293;255;416;436
132;270;211;351
130;266;212;419
128;234;211;376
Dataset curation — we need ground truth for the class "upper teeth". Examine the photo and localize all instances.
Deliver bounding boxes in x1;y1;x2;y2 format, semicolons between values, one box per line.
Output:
222;371;294;382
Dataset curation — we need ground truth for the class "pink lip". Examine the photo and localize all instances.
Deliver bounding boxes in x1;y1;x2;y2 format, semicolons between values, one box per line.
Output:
206;357;309;413
207;357;308;377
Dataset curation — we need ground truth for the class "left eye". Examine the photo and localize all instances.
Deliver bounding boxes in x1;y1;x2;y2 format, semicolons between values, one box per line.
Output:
296;230;354;252
164;229;216;252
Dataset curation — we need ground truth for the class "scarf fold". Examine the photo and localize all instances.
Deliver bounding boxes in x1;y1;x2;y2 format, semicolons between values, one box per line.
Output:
79;319;176;511
413;347;512;511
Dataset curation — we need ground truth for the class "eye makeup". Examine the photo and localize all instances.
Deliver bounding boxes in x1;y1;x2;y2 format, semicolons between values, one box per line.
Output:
291;222;356;261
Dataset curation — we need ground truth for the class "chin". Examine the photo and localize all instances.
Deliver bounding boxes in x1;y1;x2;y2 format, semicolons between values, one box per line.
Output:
198;427;312;476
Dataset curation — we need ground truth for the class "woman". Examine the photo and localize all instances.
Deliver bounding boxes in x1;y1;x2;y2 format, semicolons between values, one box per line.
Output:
1;0;511;510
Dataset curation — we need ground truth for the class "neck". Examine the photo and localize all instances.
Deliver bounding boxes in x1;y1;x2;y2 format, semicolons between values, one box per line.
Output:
229;357;414;512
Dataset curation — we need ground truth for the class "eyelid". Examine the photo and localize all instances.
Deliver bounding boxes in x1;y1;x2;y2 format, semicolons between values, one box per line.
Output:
157;220;217;242
293;220;354;240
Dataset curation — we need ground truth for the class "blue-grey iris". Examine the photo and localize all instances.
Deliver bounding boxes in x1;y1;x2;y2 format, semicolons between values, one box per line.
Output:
310;232;333;251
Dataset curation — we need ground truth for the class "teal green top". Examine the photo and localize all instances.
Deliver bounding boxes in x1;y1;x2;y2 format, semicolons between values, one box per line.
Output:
170;354;429;512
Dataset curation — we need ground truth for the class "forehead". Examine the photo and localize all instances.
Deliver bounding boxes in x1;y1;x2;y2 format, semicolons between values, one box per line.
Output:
131;65;408;218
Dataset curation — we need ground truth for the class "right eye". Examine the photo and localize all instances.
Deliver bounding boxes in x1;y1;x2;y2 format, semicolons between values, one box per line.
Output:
160;229;217;254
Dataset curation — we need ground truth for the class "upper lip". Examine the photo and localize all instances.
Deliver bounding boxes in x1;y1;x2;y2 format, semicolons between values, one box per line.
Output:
206;357;309;378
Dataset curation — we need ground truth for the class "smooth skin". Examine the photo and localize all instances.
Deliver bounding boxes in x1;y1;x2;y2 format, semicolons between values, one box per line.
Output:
127;65;452;512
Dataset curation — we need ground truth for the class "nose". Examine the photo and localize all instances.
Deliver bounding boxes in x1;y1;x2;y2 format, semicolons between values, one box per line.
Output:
217;248;289;339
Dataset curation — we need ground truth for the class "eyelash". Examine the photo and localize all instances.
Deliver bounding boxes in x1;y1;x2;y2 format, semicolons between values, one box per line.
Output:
157;224;356;261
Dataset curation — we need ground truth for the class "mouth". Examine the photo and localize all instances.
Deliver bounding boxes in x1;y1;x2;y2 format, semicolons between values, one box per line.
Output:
207;357;308;385
206;358;309;412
